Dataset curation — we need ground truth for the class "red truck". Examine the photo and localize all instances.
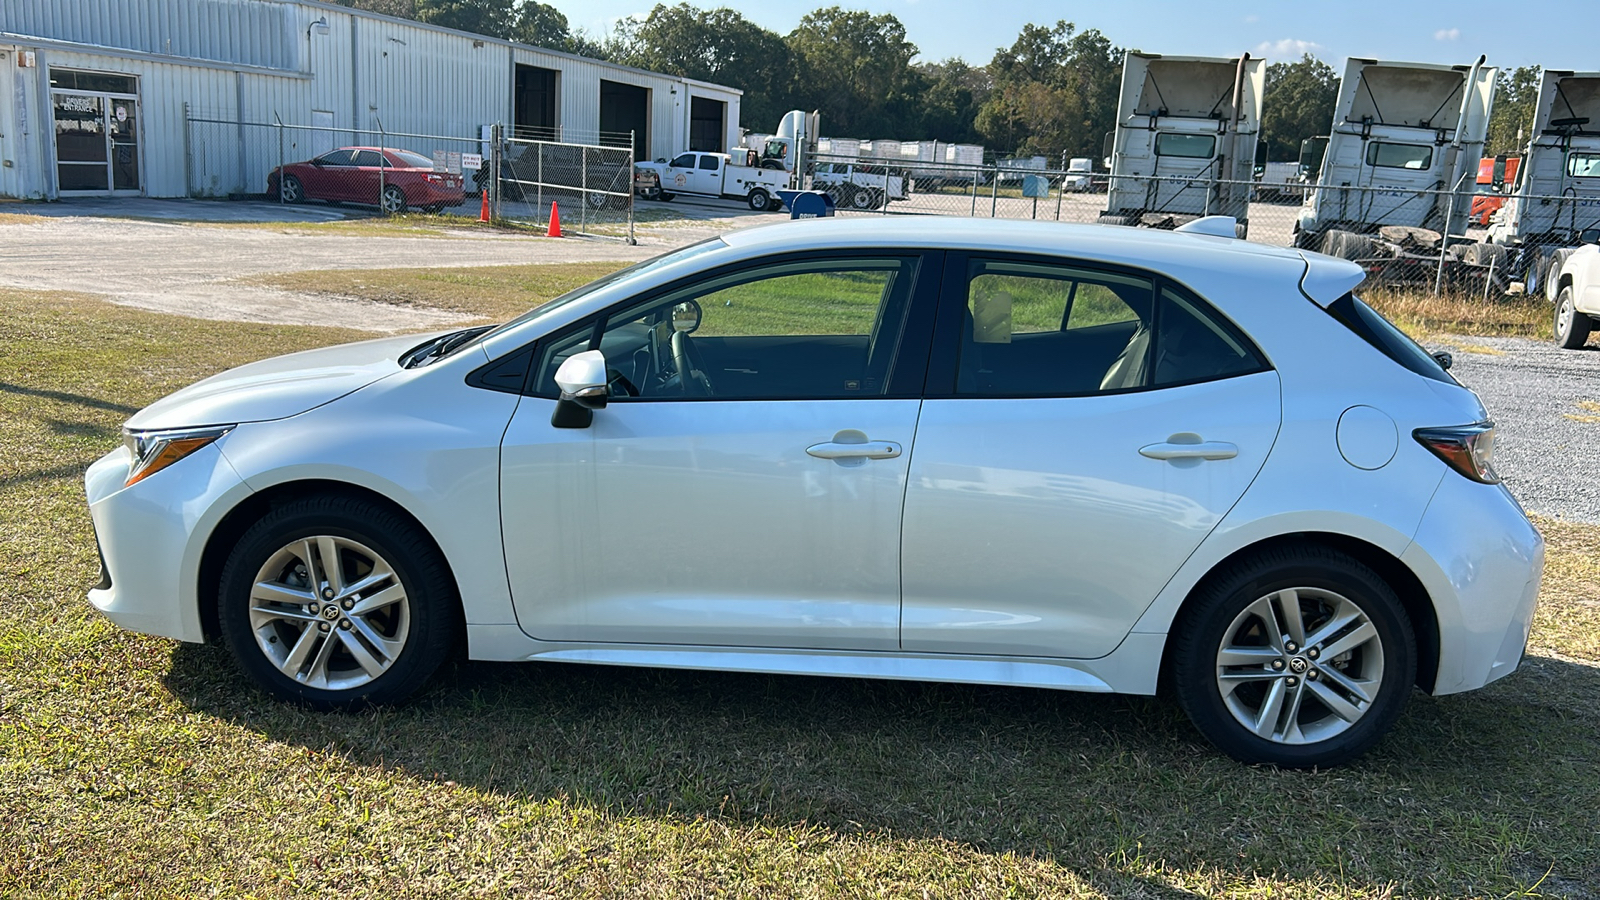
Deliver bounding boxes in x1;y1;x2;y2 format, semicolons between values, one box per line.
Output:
1471;155;1521;226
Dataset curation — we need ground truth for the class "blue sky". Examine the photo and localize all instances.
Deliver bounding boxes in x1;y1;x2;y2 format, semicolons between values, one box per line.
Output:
549;0;1587;72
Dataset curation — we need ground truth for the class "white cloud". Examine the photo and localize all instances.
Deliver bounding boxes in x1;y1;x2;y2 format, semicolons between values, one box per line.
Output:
1253;38;1324;61
1434;27;1461;41
1244;14;1260;23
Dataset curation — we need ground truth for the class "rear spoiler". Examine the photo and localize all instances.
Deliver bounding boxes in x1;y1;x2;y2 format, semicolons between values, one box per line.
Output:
1297;251;1366;307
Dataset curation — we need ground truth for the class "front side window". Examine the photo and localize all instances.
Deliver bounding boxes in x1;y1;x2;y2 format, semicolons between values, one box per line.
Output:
1155;133;1217;159
1365;142;1433;170
1568;152;1600;179
953;259;1266;396
669;153;696;168
535;256;921;401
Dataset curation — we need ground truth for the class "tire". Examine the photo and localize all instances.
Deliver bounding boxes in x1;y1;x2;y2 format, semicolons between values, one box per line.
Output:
1320;229;1376;261
747;188;771;211
380;184;407;215
1234;221;1249;240
279;174;303;204
657;192;674;202
586;192;607;210
1097;214;1133;227
217;495;458;710
1461;242;1509;270
1545;249;1576;303
1555;285;1594;349
1171;544;1416;768
851;188;877;210
767;196;785;212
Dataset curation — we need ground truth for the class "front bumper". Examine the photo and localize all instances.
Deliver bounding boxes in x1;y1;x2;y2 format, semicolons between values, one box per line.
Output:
1404;472;1545;695
84;443;253;643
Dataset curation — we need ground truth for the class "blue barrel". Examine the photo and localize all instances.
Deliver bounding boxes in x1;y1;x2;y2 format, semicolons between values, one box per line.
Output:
776;190;836;219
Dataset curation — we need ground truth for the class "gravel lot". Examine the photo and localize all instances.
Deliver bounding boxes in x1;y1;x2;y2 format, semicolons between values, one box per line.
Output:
1437;336;1600;524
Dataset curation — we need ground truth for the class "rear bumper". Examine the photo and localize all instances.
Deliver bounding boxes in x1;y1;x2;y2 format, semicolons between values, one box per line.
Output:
84;443;252;644
1403;473;1544;695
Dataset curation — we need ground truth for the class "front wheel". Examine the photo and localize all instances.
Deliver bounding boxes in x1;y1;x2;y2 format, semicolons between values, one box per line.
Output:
747;188;771;211
217;495;458;709
1171;545;1415;768
1555;285;1594;349
380;184;407;214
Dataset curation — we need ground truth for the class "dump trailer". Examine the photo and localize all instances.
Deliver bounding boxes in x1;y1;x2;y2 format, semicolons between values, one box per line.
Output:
1485;71;1600;298
1294;56;1495;254
1100;52;1264;236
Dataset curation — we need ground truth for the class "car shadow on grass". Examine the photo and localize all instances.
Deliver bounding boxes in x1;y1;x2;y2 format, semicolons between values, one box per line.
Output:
164;642;1600;895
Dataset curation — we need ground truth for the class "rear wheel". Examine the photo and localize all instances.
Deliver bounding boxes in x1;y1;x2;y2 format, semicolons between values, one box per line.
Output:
1555;286;1594;349
747;188;771;211
1172;545;1415;768
850;188;876;210
217;495;458;709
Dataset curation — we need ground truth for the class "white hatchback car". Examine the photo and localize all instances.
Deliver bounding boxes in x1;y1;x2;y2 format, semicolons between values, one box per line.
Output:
85;217;1543;767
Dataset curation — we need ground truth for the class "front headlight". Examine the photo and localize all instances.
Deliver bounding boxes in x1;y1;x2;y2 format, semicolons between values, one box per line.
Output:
122;425;234;487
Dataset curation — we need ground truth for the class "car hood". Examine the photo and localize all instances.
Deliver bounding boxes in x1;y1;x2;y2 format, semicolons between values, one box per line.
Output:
124;331;446;431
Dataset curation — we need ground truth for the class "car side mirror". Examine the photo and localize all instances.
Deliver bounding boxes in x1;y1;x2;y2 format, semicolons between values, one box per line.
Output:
1430;350;1453;371
671;299;701;334
551;349;608;428
1580;228;1600;246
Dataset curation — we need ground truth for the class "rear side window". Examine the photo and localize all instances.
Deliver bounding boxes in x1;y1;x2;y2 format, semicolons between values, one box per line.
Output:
1325;294;1456;385
698;156;720;171
1365;142;1433;170
1155;133;1216;159
1568;152;1600;179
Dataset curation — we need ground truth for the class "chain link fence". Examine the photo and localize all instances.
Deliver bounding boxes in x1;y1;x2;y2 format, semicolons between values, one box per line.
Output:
184;111;634;239
798;153;1599;299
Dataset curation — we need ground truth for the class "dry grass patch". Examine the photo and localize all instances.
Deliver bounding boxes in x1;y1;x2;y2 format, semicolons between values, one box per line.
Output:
0;212;49;225
1362;288;1547;340
2;287;1598;897
203;212;547;239
254;261;629;322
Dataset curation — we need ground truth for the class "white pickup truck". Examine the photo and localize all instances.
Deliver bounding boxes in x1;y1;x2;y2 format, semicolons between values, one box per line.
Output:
634;151;789;211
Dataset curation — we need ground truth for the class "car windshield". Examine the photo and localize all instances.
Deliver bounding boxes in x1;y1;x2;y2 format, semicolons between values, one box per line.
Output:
474;238;728;344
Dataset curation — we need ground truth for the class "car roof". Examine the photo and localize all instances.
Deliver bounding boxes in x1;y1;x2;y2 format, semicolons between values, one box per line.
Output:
720;218;1364;305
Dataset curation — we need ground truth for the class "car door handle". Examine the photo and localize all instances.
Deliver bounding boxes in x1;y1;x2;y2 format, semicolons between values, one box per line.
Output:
1139;439;1239;461
806;440;902;460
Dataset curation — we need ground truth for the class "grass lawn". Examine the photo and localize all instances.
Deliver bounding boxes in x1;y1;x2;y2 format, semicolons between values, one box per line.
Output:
3;280;1597;898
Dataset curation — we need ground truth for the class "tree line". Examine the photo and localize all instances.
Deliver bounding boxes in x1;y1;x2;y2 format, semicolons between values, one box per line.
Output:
337;1;1541;163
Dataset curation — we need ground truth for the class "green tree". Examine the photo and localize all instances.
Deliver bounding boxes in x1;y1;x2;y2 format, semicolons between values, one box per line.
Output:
975;22;1122;158
510;2;573;49
915;60;989;143
1487;65;1542;156
612;4;793;129
785;7;922;137
1259;54;1338;162
414;0;517;39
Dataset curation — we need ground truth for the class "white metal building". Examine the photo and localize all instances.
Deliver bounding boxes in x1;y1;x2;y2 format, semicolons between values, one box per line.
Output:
0;0;743;199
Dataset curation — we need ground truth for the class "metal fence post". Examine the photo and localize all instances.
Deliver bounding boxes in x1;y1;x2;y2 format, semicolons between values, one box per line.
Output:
183;102;194;198
489;122;502;221
628;131;636;246
990;165;999;218
275;113;284;204
969;168;978;217
536;139;543;223
1434;172;1472;296
377;117;387;215
581;147;589;234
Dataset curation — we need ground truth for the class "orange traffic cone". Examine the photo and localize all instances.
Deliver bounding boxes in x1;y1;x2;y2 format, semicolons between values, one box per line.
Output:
478;190;490;223
547;201;562;237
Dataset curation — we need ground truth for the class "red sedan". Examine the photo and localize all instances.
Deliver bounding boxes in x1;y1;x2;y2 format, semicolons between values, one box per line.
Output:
267;147;465;213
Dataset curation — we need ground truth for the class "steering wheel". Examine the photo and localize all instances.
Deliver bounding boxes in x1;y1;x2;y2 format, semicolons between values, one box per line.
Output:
607;369;639;397
670;330;715;397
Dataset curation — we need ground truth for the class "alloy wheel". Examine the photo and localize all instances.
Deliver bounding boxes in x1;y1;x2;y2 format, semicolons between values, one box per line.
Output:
1213;587;1385;745
247;535;411;691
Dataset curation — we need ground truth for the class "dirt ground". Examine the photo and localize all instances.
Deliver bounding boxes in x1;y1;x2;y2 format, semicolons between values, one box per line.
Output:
0;207;731;332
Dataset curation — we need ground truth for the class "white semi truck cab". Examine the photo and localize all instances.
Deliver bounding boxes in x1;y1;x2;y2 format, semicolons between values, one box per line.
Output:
1100;52;1264;236
1487;70;1600;293
1294;56;1495;251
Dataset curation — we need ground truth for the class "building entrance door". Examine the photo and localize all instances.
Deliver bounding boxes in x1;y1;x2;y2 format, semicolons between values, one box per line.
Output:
52;89;141;194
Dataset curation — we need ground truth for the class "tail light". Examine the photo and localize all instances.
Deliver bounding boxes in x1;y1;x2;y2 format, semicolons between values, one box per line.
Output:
1413;422;1498;484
